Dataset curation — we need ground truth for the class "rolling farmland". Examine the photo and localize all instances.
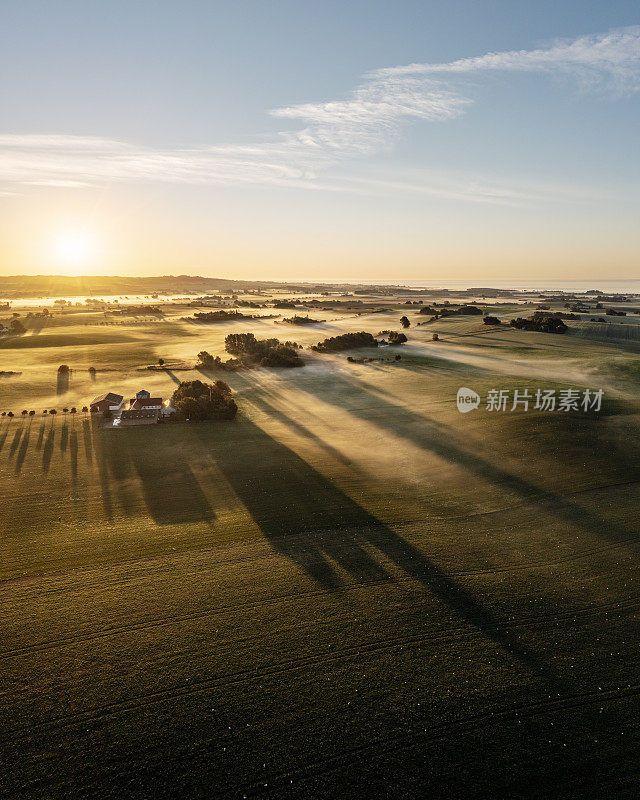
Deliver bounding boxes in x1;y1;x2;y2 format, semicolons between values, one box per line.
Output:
1;291;640;798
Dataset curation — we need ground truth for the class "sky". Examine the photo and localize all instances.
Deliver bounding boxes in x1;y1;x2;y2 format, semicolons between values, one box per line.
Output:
0;0;639;282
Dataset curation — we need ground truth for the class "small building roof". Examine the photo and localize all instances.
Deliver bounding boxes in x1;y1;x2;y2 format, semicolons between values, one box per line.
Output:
130;397;163;409
136;389;151;398
90;392;124;405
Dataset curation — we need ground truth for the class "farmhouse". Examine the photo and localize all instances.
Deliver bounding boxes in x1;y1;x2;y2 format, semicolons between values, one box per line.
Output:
128;395;163;411
89;392;125;414
119;408;161;425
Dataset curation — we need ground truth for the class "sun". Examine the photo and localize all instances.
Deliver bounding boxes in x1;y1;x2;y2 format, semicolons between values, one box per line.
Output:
52;230;97;273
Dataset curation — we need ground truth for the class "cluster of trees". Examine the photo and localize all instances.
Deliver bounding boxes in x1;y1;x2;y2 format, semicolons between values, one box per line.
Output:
171;380;237;421
442;305;483;316
415;304;482;322
225;333;303;367
312;332;378;352
377;330;408;344
510;313;568;334
400;316;410;329
483;316;501;325
186;310;254;323
272;300;297;309
281;316;322;325
196;333;304;372
0;318;26;335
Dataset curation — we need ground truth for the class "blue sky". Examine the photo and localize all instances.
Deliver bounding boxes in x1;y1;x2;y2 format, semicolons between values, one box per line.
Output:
1;0;639;280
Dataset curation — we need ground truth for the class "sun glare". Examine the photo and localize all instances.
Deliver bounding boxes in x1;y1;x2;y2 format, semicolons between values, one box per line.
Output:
52;230;96;272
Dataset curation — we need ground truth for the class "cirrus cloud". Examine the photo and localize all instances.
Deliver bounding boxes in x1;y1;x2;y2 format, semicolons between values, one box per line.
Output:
1;26;639;202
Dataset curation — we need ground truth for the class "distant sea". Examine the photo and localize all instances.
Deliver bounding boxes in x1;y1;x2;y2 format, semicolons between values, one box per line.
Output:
340;279;640;294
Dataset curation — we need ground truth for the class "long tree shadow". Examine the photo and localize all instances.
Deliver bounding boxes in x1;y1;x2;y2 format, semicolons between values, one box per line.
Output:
14;420;31;474
81;418;94;465
0;422;9;453
59;423;69;454
196;417;545;674
90;423;113;520
56;370;70;395
93;426;216;526
162;367;181;385
42;424;55;474
129;442;216;525
283;370;640;549
207;369;360;473
9;425;24;459
35;422;45;451
69;429;78;495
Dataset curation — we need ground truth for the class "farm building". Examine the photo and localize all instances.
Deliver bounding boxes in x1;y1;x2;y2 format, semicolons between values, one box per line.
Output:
89;393;125;414
128;395;163;411
162;400;178;417
119;408;161;425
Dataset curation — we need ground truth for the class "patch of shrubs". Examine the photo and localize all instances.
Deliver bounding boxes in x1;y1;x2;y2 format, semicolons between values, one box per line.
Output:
510;312;568;334
312;332;379;352
185;310;254;323
452;305;483;316
172;379;237;421
420;304;483;320
377;330;408;344
272;300;297;309
281;315;323;325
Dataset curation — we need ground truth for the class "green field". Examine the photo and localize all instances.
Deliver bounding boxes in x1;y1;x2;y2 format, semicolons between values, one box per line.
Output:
1;291;640;798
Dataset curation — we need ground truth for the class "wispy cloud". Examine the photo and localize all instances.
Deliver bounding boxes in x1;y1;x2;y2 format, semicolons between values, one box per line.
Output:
1;27;639;201
374;26;640;90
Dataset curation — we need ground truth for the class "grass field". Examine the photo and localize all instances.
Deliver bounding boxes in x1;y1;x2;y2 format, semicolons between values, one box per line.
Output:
1;290;640;798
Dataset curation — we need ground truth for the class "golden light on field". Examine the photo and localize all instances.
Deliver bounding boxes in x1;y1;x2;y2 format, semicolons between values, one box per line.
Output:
52;230;97;273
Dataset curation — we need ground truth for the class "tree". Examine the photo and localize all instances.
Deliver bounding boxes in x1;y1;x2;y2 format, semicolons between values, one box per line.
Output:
196;351;215;369
7;411;14;419
70;407;77;415
432;333;439;341
9;318;25;335
483;316;501;325
312;332;378;353
63;408;69;415
29;410;35;417
88;366;96;375
223;333;303;367
21;410;28;417
58;364;71;374
158;358;165;367
49;409;57;417
82;406;88;414
172;380;237;421
400;316;410;329
43;410;48;415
